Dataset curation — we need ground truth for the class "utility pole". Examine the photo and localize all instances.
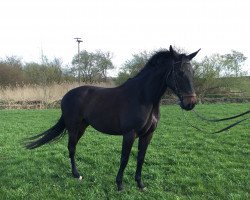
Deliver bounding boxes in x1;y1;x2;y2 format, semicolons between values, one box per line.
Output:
74;37;83;85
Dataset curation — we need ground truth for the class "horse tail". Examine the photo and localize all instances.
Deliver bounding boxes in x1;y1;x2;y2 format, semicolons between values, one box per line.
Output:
25;115;66;149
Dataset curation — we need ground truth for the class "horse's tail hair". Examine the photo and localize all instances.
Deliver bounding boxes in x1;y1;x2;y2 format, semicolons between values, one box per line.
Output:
25;115;66;149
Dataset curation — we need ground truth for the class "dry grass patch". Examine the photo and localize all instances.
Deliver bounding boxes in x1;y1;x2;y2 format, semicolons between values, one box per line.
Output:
0;82;114;109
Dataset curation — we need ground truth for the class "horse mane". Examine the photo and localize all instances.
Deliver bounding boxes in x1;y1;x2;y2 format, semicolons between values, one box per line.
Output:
129;50;171;80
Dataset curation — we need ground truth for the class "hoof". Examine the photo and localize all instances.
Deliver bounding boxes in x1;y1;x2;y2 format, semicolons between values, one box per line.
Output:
136;180;146;191
117;183;124;192
139;186;147;192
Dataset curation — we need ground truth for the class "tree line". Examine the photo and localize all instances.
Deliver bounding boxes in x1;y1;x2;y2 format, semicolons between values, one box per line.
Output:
0;48;249;100
0;50;114;87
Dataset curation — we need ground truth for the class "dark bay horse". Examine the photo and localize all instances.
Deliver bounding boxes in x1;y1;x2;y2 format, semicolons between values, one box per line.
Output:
26;45;200;191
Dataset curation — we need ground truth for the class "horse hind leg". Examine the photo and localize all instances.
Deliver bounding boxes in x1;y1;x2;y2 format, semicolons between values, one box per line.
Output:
68;121;88;180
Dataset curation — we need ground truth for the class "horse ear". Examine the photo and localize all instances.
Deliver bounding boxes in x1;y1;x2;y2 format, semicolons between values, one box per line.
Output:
188;49;201;60
169;45;179;60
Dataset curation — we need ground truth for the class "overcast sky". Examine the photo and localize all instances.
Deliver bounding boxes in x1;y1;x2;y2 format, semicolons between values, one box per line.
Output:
1;0;250;75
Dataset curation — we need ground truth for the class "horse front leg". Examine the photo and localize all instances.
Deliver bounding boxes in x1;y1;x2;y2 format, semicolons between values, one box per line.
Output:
135;130;154;190
116;130;136;191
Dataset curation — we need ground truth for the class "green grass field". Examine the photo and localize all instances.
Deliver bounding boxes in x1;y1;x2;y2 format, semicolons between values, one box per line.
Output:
0;103;249;200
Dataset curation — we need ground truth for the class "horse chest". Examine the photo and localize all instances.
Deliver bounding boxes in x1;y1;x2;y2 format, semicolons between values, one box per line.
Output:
120;106;159;134
137;111;159;135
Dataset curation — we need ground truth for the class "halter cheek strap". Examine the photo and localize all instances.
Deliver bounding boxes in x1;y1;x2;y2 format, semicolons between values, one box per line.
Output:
171;61;196;100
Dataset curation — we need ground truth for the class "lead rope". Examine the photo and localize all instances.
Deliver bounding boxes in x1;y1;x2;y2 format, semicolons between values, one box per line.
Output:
167;60;249;134
182;109;249;134
193;109;250;122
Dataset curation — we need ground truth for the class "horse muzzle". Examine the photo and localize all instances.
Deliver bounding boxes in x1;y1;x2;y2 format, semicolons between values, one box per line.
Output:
179;94;197;111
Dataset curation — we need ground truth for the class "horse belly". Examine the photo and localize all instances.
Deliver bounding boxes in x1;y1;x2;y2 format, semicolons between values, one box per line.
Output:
91;122;121;135
86;113;121;135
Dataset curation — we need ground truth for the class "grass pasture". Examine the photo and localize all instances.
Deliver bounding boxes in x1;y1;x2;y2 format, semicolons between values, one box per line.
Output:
0;104;249;200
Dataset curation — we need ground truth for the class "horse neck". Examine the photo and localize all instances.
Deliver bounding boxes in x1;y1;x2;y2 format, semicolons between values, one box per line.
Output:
125;67;170;105
144;70;169;104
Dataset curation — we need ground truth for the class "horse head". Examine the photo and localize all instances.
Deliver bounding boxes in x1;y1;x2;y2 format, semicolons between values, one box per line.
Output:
167;45;200;110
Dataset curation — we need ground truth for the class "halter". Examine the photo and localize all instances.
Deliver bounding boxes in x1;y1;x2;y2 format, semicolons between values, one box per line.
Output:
168;59;249;134
169;60;196;101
